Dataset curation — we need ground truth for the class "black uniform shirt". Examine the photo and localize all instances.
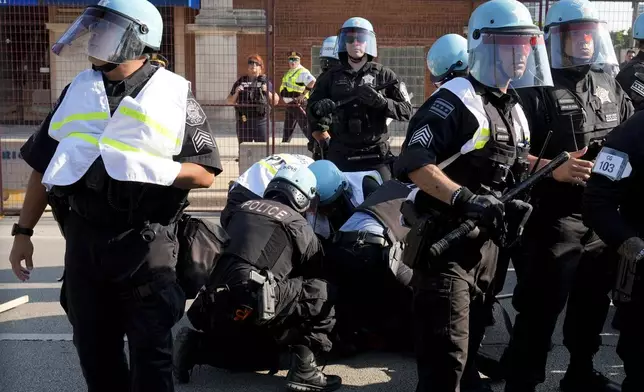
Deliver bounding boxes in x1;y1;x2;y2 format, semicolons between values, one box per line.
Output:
394;75;518;191
616;51;644;112
21;61;223;176
229;74;271;118
307;61;412;146
583;109;644;248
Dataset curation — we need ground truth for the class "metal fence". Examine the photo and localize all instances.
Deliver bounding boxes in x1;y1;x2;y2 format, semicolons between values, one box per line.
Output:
0;0;638;214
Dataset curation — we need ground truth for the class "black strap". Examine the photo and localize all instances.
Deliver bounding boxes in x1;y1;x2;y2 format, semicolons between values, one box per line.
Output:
332;230;387;247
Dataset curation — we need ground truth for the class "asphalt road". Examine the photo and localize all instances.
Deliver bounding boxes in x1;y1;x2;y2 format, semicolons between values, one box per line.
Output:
0;215;624;391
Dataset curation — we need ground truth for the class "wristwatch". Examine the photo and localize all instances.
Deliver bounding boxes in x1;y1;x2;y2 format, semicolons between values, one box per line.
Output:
11;224;34;237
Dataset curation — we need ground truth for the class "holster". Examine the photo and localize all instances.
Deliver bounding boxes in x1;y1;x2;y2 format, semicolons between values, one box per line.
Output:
400;200;443;270
249;270;277;324
48;192;70;239
348;117;362;134
613;254;639;304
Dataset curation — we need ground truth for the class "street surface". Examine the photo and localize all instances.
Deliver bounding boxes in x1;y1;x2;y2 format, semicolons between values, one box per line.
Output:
0;215;624;391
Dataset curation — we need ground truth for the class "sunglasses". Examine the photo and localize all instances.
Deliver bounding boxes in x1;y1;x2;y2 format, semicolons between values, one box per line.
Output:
248;61;261;66
345;34;368;44
288;58;300;62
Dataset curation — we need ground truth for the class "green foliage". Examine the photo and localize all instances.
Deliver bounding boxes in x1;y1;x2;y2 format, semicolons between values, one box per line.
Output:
611;28;633;50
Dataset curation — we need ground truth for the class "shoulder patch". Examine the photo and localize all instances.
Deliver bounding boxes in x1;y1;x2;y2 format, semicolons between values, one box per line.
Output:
428;98;455;119
192;128;216;153
631;79;644;98
399;82;411;102
186;98;206;126
592;147;632;181
408;125;433;148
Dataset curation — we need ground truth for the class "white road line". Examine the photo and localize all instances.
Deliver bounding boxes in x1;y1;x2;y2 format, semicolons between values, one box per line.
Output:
0;283;62;290
0;333;74;341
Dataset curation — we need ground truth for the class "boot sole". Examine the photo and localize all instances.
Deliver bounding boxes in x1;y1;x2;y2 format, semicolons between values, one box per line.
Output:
286;381;342;392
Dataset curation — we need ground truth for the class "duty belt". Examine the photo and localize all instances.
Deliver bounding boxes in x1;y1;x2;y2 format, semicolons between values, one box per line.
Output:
332;230;388;247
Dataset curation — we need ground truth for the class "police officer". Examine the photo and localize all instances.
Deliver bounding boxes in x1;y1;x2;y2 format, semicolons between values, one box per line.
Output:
307;159;383;241
280;51;316;143
221;153;314;228
174;165;341;392
308;36;340;160
502;1;632;391
7;0;223;390
307;17;412;181
326;179;416;353
427;33;469;88
583;110;644;392
393;1;553;391
616;14;644;111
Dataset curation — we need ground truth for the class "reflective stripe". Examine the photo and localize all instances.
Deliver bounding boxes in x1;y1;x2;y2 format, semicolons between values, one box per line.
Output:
50;112;110;131
118;106;182;148
259;160;278;175
68;132;99;146
101;137;164;158
473;128;491;150
280;68;309;97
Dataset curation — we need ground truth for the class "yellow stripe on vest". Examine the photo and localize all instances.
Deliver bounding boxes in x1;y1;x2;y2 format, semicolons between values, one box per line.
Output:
50;112;110;131
118;106;182;148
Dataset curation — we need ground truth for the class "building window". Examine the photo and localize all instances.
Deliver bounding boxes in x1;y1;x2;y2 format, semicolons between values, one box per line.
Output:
311;46;323;77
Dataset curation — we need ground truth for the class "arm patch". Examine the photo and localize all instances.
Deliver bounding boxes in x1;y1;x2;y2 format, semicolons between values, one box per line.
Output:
592;147;632;181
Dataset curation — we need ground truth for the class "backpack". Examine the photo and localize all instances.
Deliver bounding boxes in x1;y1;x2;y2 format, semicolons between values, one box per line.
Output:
176;214;230;299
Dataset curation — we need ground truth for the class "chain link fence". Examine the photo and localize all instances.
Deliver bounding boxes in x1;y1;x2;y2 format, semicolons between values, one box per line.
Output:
0;0;638;214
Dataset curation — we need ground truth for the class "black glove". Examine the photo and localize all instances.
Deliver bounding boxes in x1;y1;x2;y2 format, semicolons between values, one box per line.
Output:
357;84;388;109
502;199;533;247
452;187;505;237
312;99;336;117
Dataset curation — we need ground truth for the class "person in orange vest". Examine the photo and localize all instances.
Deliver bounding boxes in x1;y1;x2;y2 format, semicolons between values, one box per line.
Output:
279;51;316;143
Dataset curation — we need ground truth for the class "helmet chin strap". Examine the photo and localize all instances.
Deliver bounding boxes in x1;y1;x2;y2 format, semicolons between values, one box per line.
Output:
348;54;364;63
92;62;119;73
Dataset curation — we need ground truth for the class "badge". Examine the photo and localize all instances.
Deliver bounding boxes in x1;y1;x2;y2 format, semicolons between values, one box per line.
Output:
192;128;216;153
605;113;618;122
408;125;433;148
592;147;632;181
631;80;644;98
362;74;375;86
594;86;611;104
428;98;455;119
186;98;206;126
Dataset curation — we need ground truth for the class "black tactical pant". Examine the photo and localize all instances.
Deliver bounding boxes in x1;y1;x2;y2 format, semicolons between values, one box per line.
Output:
503;212;613;386
327;140;393;181
60;211;185;392
413;239;498;392
188;258;336;368
283;103;310;143
616;288;644;392
326;237;414;351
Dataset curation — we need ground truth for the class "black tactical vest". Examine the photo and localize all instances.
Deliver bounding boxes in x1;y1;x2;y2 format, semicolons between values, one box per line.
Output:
355;180;415;244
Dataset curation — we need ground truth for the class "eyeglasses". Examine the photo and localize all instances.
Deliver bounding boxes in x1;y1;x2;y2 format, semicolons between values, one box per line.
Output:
248;61;261;66
288;58;300;62
345;34;368;44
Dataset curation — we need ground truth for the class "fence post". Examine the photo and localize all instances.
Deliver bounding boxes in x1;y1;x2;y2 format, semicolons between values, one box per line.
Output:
0;136;4;216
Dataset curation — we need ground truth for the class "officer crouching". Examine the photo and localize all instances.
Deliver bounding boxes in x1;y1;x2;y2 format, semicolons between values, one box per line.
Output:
174;164;341;392
8;0;223;391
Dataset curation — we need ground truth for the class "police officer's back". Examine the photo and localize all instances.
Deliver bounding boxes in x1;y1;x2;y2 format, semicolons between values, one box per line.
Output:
502;1;631;391
393;2;554;391
616;14;644;112
8;1;222;390
307;17;412;181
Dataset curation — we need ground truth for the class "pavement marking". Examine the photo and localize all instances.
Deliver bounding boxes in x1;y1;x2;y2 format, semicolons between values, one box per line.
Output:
0;283;62;290
0;333;74;341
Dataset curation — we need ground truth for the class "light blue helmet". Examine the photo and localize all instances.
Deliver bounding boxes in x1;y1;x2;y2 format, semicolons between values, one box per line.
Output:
427;34;469;85
264;164;317;213
543;0;617;69
635;13;644;41
52;0;163;63
308;160;350;206
320;36;339;59
467;0;553;90
334;17;377;61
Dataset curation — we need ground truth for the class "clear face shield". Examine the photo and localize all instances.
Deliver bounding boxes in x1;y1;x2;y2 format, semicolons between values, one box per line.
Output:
51;6;149;64
547;21;618;69
336;27;378;60
469;31;554;90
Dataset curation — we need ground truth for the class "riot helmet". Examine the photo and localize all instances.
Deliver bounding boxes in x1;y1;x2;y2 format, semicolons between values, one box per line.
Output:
468;0;553;90
320;36;340;73
427;34;469;87
264;164;317;213
308;160;355;230
334;17;377;63
544;0;618;70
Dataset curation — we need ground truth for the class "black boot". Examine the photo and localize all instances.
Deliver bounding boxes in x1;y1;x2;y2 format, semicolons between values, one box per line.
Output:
172;327;203;384
559;359;621;392
285;345;342;392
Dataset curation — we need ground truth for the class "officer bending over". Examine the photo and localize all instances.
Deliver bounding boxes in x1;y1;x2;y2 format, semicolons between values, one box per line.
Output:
326;179;416;354
8;1;222;391
616;13;644;112
307;17;412;181
502;2;632;391
174;165;341;392
583;109;644;392
221;153;313;228
393;1;553;391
